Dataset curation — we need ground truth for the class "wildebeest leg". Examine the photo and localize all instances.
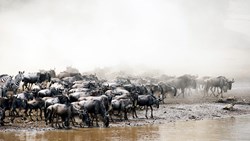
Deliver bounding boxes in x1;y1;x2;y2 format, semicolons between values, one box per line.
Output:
145;106;148;119
133;107;138;118
150;105;153;118
70;116;76;127
109;110;114;122
181;88;185;98
56;115;62;129
39;108;42;120
22;83;26;91
29;108;34;121
124;109;128;120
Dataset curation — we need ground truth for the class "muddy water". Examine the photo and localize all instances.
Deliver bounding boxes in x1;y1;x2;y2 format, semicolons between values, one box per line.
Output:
1;115;250;141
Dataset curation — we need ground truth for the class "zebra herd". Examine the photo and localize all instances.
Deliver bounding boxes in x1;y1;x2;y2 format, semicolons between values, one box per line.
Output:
0;70;234;128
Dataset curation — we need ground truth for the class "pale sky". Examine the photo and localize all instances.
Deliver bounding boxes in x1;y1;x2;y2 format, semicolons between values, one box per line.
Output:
0;0;250;79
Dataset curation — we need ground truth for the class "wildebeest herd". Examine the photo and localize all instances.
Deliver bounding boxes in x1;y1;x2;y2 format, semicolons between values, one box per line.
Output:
0;69;234;129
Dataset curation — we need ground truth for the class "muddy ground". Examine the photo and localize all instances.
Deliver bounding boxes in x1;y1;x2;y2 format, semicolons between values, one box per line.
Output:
1;88;250;132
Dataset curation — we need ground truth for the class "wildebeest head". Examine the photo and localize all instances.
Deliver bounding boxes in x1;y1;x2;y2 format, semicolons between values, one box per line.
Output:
228;79;234;90
190;79;197;89
58;95;70;104
226;79;234;91
152;96;160;108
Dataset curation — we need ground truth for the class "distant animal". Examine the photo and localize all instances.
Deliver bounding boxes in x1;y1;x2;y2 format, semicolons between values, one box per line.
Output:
205;76;234;97
167;75;197;98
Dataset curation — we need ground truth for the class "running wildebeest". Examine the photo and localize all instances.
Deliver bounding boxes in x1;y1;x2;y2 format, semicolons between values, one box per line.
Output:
157;82;177;103
205;76;234;98
167;75;197;98
137;94;160;119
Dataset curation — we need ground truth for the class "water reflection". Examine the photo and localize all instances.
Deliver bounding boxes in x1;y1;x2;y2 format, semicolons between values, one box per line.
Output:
1;115;250;141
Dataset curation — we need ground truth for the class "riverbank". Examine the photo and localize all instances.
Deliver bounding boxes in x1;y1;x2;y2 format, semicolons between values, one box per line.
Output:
1;97;250;132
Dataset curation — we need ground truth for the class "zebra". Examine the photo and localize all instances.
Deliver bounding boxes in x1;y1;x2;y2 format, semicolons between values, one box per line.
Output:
9;71;25;94
0;75;13;97
0;74;9;84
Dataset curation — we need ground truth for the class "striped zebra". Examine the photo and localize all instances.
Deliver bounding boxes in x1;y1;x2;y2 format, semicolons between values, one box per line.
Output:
9;71;25;94
0;75;13;97
0;74;9;84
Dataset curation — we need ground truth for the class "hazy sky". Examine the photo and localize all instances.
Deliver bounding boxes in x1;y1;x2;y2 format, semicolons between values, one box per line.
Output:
0;0;250;78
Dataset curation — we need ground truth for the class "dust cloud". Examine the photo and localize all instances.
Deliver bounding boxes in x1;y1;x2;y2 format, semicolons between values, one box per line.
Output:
0;0;250;81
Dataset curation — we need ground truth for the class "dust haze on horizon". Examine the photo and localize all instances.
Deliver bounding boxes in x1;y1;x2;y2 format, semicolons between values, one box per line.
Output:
0;0;250;80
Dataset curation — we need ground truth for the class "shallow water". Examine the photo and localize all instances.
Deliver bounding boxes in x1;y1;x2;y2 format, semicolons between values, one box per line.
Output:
1;115;250;141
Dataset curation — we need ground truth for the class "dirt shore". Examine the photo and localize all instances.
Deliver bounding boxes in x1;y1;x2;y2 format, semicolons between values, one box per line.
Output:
1;92;250;132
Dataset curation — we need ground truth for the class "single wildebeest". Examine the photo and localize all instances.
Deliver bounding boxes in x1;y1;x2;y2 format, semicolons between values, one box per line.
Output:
37;87;60;98
22;71;51;90
14;91;34;101
78;99;109;127
70;102;91;127
24;98;45;121
158;82;177;102
10;96;27;122
46;103;73;128
110;98;134;121
78;94;112;112
167;75;197;98
44;95;70;119
205;76;234;98
137;95;159;119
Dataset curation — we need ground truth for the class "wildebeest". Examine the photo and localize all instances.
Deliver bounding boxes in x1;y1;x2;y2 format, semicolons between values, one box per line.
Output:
24;98;45;121
10;96;27;122
167;75;197;98
205;76;234;97
196;76;211;92
78;94;112;112
137;95;159;119
110;98;134;121
46;103;73;128
157;82;177;103
37;87;60;98
78;99;109;127
14;91;34;101
22;71;51;90
44;95;70;119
